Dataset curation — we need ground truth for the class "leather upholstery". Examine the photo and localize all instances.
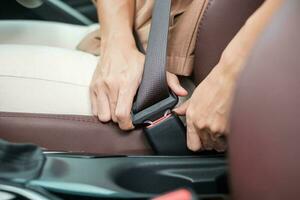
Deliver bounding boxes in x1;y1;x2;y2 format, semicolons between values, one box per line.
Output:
193;0;264;85
0;0;263;154
229;0;300;199
0;112;151;155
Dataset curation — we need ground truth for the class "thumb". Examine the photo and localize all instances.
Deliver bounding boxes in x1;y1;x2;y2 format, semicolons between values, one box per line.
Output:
167;72;188;97
173;99;190;116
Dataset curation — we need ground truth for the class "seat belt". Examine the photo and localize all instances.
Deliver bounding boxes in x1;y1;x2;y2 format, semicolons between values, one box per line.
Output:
132;0;191;155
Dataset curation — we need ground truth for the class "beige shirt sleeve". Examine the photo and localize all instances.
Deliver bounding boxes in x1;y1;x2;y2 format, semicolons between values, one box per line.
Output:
77;0;208;76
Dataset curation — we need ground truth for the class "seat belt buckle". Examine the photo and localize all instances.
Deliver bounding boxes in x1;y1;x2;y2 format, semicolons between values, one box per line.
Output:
132;92;192;155
132;92;178;126
144;111;191;155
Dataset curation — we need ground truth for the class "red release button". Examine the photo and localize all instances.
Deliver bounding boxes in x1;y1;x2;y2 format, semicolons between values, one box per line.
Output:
152;189;193;200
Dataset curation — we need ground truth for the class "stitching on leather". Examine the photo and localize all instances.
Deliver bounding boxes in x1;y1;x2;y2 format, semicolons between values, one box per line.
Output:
0;114;101;124
195;0;214;47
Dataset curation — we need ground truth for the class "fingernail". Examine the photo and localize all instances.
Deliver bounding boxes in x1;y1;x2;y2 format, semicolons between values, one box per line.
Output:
188;134;201;151
120;123;134;132
98;114;110;122
179;87;188;96
187;133;191;148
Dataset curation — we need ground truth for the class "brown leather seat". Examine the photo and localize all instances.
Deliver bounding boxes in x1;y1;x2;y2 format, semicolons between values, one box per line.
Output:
229;0;300;199
0;0;262;154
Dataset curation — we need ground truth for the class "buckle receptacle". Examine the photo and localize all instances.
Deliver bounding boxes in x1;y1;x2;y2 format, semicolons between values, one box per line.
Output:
132;92;191;155
144;111;191;155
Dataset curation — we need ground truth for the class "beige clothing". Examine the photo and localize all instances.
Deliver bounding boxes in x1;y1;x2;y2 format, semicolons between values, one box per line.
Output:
77;0;208;76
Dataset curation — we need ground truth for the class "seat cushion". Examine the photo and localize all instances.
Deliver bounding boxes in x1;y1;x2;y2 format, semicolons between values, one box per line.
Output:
0;112;152;155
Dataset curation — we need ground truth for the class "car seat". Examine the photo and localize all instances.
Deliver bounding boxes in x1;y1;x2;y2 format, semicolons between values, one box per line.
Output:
0;0;263;154
229;0;300;199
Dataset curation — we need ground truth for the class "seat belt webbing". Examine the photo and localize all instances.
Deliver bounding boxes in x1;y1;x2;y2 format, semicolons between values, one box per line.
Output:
133;0;172;114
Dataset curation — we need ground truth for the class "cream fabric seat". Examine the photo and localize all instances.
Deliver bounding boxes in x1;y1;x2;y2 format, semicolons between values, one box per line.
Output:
0;20;99;115
0;44;97;115
0;20;98;49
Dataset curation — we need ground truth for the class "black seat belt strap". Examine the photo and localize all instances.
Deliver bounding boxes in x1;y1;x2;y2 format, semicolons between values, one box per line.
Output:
132;0;191;155
132;0;176;123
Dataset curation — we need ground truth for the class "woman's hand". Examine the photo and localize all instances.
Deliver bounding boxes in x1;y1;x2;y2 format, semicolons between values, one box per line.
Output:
173;0;283;151
173;20;248;152
90;36;188;130
90;0;188;130
172;21;249;151
90;38;144;130
174;64;239;152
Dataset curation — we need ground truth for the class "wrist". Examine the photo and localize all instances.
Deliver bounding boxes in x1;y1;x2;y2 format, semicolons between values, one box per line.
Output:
216;51;246;82
102;31;136;47
217;29;251;81
101;24;135;43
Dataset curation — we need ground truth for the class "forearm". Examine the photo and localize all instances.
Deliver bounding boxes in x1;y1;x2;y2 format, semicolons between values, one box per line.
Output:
219;0;284;78
96;0;136;49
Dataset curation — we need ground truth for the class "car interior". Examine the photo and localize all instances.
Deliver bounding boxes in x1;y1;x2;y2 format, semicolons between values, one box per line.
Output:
0;0;97;25
0;0;299;200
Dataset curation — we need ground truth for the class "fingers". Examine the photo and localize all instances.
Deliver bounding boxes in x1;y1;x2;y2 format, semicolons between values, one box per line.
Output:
184;109;227;152
167;72;188;97
90;89;98;116
106;82;119;123
199;129;214;151
95;78;136;130
173;100;190;116
188;127;226;152
96;90;111;122
91;77;137;130
115;86;136;131
209;114;228;151
90;82;111;122
213;135;227;152
186;119;202;151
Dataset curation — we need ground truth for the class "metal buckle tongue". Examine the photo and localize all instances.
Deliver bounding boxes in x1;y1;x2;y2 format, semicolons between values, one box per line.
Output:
132;92;179;126
144;110;192;155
